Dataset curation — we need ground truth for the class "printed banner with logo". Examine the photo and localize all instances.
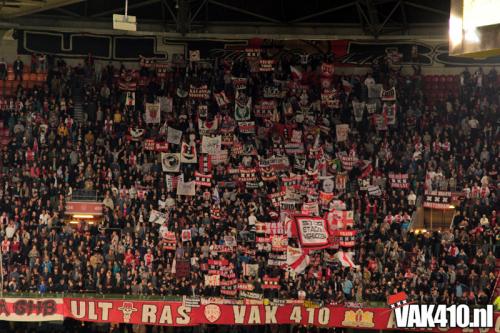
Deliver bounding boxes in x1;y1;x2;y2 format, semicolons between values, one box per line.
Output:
0;297;497;332
202;136;222;154
336;124;349;142
161;153;181;172
145;103;161;124
423;191;454;209
60;298;499;332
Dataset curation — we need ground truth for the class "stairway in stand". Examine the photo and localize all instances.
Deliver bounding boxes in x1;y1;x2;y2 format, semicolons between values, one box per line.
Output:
72;74;94;125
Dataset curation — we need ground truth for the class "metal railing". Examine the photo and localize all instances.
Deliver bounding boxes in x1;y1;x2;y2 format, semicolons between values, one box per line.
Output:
70;189;103;202
0;292;387;307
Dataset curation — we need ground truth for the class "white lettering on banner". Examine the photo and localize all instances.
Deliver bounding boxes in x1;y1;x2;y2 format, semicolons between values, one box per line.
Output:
6;297;498;329
318;308;330;325
232;305;279;324
142;304;157;324
88;301;97;320
99;302;112;321
234;305;246;324
395;305;494;329
159;306;173;324
176;306;191;325
390;310;500;332
290;306;302;323
296;217;329;247
265;306;278;324
248;306;261;324
70;301;86;319
307;307;315;324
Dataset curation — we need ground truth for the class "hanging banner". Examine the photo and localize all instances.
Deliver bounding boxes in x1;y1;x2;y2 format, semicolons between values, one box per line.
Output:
234;91;252;121
294;216;329;249
176;180;196;196
389;173;409;189
189;85;210;99
380;87;397;101
0;297;495;331
145;103;161;124
0;298;64;322
159;96;173;113
352;101;365;122
180;142;197;164
61;298;500;331
201;136;222;154
423;191;454;209
167;127;183;145
161;153;181;173
125;92;135;107
149;210;168;225
336;124;349;142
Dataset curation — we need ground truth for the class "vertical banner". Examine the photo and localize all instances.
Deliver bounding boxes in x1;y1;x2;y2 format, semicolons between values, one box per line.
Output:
336;124;349;142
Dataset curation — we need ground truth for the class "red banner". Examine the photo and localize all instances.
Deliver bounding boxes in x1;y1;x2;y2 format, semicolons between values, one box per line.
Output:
65;202;103;215
62;298;499;332
0;297;497;332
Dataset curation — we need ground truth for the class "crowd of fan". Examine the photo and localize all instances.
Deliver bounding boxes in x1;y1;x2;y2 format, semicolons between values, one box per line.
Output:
0;51;497;308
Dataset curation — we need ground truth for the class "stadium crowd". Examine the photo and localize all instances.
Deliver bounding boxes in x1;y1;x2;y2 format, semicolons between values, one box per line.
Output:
0;49;497;313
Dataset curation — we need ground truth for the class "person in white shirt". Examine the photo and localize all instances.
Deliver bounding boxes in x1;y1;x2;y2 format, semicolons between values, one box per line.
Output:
248;212;257;227
5;222;16;239
159;223;169;238
364;73;375;88
39;210;50;225
480;215;489;227
165;194;176;208
468;116;479;129
407;191;416;206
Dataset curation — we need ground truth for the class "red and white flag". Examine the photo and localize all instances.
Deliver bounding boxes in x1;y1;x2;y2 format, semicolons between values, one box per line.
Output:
290;66;303;81
335;250;359;269
286;246;310;274
325;210;354;232
387;291;409;309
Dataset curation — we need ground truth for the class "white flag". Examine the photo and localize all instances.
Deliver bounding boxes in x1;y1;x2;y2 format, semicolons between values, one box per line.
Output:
201;135;221;154
166;127;183;145
336;124;349;142
149;210;168;225
145;103;161;124
176;180;196;196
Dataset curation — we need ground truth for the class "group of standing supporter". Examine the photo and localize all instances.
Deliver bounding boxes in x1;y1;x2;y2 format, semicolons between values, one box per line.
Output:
0;49;496;315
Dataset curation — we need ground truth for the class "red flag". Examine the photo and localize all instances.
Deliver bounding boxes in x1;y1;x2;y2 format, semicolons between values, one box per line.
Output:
290;66;303;81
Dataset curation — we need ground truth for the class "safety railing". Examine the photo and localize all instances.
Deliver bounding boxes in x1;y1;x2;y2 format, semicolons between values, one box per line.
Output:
70;189;103;202
0;292;387;307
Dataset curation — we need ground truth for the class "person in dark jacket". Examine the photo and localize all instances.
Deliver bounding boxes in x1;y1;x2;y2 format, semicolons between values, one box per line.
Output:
13;56;23;81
